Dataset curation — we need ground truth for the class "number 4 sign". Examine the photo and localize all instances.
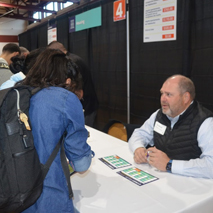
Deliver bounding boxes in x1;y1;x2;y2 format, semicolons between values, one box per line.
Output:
114;0;126;22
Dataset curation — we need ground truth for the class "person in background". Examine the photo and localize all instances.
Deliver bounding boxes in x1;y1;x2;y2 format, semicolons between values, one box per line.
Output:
22;48;93;213
0;43;20;85
48;41;99;127
9;55;25;74
0;47;45;90
67;52;99;127
48;41;67;53
19;46;30;58
129;74;213;179
9;46;30;75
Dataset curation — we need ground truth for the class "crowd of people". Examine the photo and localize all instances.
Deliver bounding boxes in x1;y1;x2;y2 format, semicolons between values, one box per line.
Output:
0;42;213;212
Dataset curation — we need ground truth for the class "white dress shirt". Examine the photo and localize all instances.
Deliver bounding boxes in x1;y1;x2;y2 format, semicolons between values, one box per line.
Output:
128;109;213;179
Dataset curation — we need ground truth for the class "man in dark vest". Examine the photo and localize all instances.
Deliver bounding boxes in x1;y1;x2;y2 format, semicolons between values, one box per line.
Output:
129;75;213;178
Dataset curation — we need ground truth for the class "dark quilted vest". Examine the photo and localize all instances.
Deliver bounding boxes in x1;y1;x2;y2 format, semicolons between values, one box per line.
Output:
154;101;213;160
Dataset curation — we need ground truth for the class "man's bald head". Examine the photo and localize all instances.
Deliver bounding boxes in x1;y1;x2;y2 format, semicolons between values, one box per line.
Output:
47;41;67;54
164;75;196;100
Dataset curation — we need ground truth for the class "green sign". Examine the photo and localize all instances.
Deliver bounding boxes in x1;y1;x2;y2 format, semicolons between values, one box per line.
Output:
75;7;102;32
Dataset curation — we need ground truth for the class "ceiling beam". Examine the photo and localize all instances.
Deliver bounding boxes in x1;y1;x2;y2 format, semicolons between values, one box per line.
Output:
0;2;57;13
0;9;14;18
0;13;41;22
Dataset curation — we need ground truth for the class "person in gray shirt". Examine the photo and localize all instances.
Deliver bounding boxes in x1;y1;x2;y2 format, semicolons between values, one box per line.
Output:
0;43;20;86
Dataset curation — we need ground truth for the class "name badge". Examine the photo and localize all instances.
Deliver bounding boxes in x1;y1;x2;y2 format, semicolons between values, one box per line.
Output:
154;121;167;135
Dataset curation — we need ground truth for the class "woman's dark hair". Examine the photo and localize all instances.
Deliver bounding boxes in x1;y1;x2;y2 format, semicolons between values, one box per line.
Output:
22;48;83;93
23;47;46;75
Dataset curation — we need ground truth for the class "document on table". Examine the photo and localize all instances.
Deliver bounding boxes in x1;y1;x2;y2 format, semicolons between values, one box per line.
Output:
99;155;131;169
99;155;158;186
117;167;158;186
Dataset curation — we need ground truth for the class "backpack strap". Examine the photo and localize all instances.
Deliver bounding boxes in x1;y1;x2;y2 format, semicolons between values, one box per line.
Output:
42;135;63;178
42;133;74;199
42;136;63;176
31;87;41;95
60;139;74;199
0;86;40;107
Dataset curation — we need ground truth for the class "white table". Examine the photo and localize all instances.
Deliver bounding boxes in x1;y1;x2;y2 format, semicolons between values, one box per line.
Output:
71;126;213;213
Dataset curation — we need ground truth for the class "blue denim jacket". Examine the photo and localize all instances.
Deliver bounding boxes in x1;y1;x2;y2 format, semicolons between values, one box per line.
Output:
22;87;93;213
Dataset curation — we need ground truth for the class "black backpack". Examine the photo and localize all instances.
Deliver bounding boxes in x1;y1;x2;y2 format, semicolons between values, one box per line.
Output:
0;85;73;213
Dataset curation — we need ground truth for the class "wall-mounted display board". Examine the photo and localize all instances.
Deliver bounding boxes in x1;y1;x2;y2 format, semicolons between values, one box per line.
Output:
48;24;57;44
69;6;102;33
143;0;177;43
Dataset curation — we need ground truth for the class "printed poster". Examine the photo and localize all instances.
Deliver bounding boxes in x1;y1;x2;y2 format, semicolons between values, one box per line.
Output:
48;25;57;44
144;0;177;42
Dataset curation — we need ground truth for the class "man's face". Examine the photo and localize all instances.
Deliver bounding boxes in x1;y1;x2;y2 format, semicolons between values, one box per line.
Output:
160;79;185;118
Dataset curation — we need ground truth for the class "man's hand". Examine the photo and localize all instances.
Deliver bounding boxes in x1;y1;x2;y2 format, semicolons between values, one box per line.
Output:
147;147;170;171
134;147;148;164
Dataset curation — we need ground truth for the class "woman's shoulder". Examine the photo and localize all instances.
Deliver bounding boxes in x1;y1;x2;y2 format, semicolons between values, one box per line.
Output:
41;86;73;94
38;87;79;102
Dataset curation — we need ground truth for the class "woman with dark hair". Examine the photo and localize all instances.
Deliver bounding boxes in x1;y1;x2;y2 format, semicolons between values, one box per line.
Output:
22;49;93;213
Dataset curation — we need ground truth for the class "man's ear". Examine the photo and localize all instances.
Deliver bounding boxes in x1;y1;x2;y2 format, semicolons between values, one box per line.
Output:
183;92;190;103
12;52;20;57
66;78;71;85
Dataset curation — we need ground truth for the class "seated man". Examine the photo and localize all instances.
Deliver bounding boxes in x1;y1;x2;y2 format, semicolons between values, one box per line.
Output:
129;74;213;179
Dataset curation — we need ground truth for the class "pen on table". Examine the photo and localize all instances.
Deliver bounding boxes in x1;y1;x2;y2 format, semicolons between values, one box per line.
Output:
146;151;152;168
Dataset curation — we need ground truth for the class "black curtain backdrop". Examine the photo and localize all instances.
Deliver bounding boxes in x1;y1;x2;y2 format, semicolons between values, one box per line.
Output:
29;28;39;50
38;24;48;47
57;16;69;48
129;0;193;124
190;0;213;112
19;0;213;130
18;31;31;51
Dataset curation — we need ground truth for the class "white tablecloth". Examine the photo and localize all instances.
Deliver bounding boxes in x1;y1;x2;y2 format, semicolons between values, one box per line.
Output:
71;126;213;213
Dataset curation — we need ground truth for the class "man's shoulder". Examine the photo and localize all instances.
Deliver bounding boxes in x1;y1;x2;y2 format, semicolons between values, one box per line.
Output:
0;57;9;70
0;57;8;65
67;52;83;60
196;101;213;117
0;68;13;86
153;109;161;117
146;109;161;124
